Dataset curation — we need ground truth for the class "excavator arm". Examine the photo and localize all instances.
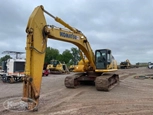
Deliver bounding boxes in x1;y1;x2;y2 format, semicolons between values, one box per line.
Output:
22;5;96;111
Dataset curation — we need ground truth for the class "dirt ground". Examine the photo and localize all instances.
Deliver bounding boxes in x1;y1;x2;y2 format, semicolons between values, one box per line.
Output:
0;67;153;115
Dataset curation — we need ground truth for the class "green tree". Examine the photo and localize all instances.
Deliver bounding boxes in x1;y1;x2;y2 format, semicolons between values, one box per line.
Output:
0;55;12;65
56;54;63;62
44;47;81;65
61;49;72;64
45;47;51;64
45;47;60;64
70;47;81;65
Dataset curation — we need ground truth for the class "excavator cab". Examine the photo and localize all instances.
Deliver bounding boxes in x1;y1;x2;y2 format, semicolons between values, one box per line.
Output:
95;49;111;69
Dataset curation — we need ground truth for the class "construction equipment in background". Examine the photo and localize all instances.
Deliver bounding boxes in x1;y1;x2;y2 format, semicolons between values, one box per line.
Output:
120;59;131;69
47;60;69;74
68;65;77;72
135;63;139;68
1;51;25;83
22;5;119;111
72;59;89;72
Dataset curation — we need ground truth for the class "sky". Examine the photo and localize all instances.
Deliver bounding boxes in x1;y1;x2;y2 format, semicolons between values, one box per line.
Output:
0;0;153;64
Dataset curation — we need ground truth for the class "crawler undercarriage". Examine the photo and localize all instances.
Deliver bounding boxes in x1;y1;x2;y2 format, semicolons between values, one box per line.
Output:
65;72;119;91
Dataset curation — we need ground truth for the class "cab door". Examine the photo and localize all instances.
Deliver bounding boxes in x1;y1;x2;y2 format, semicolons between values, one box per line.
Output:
95;49;111;69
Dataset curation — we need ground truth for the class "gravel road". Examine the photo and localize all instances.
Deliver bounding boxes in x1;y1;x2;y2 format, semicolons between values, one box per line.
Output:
0;67;153;115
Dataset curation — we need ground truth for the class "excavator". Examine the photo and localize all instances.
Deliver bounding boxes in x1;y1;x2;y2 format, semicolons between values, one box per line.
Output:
22;5;119;111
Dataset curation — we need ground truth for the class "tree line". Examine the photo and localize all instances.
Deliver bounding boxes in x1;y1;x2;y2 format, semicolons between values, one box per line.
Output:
0;47;81;66
44;47;81;66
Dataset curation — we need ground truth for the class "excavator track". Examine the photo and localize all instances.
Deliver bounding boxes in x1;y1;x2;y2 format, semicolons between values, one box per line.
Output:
65;76;80;88
95;74;119;91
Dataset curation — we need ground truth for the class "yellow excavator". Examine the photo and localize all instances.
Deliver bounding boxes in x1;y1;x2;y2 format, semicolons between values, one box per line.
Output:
47;59;69;74
22;5;119;111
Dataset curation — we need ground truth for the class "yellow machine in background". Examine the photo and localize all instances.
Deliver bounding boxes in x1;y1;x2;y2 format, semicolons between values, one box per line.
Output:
72;59;89;72
120;59;131;69
69;59;89;72
22;5;119;111
47;60;69;74
68;65;77;72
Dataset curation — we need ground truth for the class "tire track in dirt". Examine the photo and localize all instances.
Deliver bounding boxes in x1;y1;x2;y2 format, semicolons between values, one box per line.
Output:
121;81;153;92
119;71;153;81
46;106;93;115
40;88;66;99
41;98;153;115
98;98;153;105
54;98;153;115
39;86;93;114
119;73;136;80
109;109;153;115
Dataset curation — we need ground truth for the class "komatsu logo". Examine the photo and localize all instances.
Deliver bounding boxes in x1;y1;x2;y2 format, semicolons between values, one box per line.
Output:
60;32;78;39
